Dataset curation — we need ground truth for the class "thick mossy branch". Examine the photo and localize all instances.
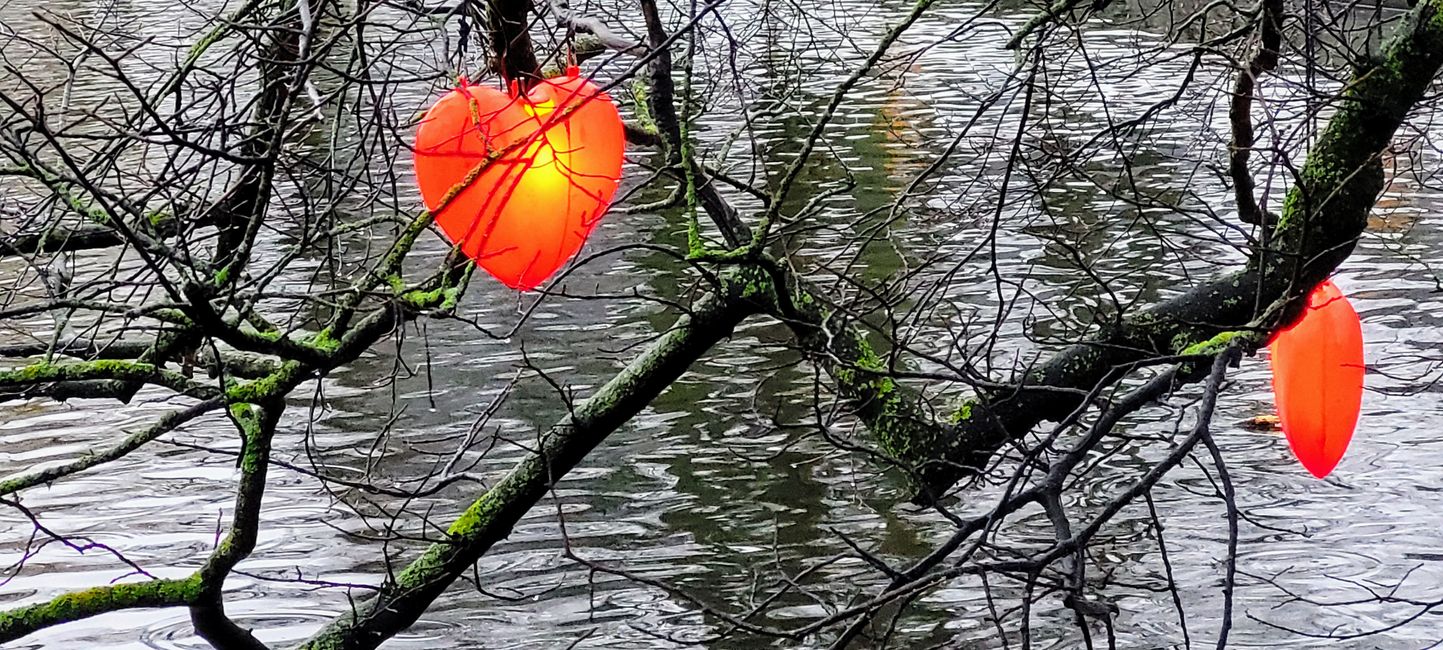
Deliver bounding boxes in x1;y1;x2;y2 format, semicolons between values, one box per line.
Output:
754;266;953;489
0;235;457;647
634;0;956;493
225;360;306;403
3;224;127;258
0;359;222;401
190;402;281;650
911;0;1443;501
0;338;278;379
200;403;278;585
300;279;764;650
0;578;201;644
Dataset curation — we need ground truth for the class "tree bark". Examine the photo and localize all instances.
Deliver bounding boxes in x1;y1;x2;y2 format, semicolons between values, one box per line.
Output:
299;280;762;650
912;0;1443;500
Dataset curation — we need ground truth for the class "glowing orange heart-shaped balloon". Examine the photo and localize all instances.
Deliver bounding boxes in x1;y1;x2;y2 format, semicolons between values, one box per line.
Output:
413;67;624;290
1269;279;1364;478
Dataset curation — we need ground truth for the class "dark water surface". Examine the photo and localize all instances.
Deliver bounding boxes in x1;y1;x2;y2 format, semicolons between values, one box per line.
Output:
4;0;1443;648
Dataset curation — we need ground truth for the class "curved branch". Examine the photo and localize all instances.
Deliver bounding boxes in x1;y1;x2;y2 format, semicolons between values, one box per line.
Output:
0;359;223;401
301;279;763;650
1229;0;1286;226
919;0;1443;499
191;403;282;650
0;398;224;496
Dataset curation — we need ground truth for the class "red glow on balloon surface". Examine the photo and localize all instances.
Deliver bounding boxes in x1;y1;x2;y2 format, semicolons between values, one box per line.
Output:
413;67;625;290
1268;279;1364;478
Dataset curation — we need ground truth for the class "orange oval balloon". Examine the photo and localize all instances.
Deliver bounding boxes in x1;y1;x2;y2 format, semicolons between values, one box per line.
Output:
413;68;625;290
1268;279;1364;478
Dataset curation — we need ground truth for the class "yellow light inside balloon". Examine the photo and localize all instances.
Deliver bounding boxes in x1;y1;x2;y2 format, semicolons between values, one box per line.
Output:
518;98;567;193
522;98;556;118
520;135;567;195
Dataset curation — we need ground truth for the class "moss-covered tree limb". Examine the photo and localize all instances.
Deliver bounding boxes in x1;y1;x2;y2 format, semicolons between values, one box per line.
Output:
0;578;202;644
624;122;662;147
2;0;324;402
634;0;963;495
2;223;128;258
762;267;958;488
653;0;1443;505
0;3;439;645
179;292;339;366
0;300;424;645
190;402;282;650
907;0;1443;500
300;278;765;650
0;384;295;648
0;339;330;646
0;314;272;403
0;339;274;378
0;359;223;401
555;10;646;58
0;379;141;403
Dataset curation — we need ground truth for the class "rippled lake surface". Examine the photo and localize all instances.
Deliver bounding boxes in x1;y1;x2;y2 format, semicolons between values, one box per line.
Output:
4;0;1443;648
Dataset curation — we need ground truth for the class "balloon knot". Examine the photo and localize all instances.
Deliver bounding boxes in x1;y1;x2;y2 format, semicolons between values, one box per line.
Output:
565;65;580;77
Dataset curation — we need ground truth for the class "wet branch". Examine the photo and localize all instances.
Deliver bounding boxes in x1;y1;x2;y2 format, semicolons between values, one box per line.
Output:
190;403;283;650
0;578;203;644
638;0;963;498
1229;0;1285;226
913;0;1443;500
300;278;762;650
0;398;225;496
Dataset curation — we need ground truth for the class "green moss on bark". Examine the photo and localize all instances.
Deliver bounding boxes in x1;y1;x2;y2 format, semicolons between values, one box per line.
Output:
915;0;1443;501
0;578;200;644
